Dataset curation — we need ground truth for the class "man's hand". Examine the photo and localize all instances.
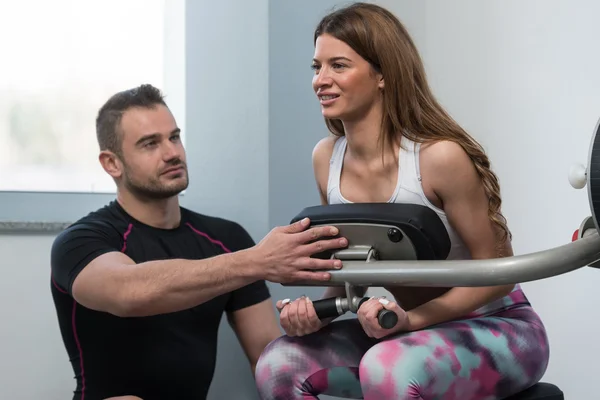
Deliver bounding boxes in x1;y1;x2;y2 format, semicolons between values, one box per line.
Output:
357;297;409;339
253;217;347;283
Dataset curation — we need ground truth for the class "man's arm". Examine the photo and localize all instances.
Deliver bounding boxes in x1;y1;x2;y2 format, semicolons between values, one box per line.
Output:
406;140;514;331
71;249;259;317
226;299;281;374
220;222;280;374
52;218;346;318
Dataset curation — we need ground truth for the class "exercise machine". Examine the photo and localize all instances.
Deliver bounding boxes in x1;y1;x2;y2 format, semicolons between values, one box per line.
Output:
284;117;600;400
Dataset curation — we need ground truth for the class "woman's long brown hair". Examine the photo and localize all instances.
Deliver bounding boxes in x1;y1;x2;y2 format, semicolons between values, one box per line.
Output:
314;2;511;253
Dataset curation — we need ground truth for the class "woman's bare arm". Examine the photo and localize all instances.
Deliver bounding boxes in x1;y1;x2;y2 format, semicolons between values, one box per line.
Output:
406;140;514;331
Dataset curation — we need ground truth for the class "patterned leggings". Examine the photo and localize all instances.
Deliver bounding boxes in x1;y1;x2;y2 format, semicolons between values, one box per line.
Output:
254;304;549;400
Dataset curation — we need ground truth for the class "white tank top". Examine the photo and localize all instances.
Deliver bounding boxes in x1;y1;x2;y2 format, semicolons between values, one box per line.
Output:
326;135;472;261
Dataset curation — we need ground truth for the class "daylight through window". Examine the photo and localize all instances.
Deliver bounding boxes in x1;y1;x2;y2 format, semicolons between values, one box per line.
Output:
0;0;173;193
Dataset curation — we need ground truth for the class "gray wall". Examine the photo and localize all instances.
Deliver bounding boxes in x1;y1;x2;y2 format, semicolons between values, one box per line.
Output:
183;0;269;239
183;1;269;399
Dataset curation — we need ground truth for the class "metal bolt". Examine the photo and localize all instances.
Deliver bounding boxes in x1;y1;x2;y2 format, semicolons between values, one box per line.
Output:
387;228;403;243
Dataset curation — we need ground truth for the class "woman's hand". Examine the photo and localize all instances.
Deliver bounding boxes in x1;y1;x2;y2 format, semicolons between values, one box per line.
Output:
277;296;324;337
357;297;409;339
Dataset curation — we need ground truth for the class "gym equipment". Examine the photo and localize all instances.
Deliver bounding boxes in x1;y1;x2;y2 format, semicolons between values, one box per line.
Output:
284;117;600;400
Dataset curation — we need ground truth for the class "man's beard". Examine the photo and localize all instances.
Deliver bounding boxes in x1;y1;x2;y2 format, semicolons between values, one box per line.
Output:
122;165;189;200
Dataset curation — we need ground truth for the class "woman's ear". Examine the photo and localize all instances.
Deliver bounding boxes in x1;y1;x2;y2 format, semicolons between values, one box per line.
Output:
378;74;384;90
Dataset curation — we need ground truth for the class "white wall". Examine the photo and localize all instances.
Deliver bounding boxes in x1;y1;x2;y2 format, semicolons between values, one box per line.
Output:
380;0;600;398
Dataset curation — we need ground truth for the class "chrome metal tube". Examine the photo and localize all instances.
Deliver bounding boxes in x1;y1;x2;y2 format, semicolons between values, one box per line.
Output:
291;232;600;287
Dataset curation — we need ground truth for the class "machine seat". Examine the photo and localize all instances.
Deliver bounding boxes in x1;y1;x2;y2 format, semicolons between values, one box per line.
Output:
505;382;564;399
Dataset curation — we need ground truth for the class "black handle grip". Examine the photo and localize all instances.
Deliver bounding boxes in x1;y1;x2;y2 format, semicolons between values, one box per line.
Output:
358;297;398;329
312;297;343;320
377;310;398;329
312;297;398;329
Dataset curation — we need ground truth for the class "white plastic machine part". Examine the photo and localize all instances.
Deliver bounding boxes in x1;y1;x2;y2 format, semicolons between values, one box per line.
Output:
569;163;587;189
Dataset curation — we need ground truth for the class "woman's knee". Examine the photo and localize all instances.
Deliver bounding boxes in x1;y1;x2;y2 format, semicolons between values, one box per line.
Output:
255;332;337;378
358;340;428;399
255;334;319;395
255;325;370;399
255;335;295;378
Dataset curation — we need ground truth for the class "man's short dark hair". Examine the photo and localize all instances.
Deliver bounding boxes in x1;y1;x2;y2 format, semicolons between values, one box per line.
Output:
96;84;167;155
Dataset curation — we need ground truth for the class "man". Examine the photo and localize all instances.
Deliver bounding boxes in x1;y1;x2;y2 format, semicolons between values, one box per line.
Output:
50;84;346;400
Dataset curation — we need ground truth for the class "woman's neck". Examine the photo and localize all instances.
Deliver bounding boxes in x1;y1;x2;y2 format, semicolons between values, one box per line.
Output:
342;104;396;163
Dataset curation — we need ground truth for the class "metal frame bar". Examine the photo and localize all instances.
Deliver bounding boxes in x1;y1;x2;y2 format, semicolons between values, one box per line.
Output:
290;232;600;287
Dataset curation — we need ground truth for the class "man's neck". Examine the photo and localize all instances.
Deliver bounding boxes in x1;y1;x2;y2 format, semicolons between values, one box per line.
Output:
116;191;181;229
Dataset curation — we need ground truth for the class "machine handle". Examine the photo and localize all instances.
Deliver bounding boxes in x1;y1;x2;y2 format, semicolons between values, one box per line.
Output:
357;297;398;329
311;297;396;329
312;297;342;320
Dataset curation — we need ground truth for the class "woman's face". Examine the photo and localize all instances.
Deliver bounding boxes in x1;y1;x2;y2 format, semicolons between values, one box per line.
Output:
312;33;383;122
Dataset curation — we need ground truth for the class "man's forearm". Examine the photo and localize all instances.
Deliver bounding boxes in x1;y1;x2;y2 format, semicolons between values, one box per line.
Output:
118;248;261;317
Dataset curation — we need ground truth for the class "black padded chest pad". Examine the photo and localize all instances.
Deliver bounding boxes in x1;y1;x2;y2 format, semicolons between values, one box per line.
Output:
291;203;451;260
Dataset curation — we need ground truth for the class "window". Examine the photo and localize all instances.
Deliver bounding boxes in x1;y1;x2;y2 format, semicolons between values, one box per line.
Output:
0;0;185;195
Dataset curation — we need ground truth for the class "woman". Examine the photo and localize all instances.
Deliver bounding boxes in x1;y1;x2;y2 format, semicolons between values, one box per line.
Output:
255;3;549;399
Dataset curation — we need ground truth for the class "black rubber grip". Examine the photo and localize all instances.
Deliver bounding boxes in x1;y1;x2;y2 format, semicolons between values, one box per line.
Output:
358;297;398;329
312;297;343;320
378;310;398;329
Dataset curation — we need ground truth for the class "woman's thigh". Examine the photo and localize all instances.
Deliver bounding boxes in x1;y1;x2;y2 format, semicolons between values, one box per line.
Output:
255;318;377;399
359;306;550;400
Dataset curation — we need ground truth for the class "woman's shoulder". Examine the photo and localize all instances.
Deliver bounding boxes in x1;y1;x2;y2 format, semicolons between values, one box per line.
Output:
312;135;342;202
312;135;342;166
419;139;484;199
420;139;470;167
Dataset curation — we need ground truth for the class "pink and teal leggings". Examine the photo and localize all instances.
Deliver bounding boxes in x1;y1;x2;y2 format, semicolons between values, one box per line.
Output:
254;305;549;399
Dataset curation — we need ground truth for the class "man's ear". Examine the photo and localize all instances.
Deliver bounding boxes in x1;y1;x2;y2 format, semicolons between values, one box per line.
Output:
99;150;123;179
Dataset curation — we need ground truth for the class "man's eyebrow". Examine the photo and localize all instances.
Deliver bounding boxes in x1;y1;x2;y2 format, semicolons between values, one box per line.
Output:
135;128;181;146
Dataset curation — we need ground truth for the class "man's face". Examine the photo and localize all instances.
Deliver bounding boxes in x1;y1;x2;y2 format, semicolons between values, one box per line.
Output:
116;104;188;199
